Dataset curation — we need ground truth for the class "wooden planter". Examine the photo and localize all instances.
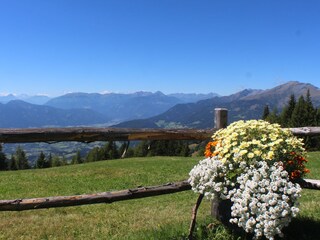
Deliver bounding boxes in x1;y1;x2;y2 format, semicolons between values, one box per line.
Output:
211;198;233;226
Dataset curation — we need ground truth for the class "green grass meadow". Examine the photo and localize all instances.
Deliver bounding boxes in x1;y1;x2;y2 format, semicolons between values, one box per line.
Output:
0;153;319;239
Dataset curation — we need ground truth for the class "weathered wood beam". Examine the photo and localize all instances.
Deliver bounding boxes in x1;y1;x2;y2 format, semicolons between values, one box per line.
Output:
0;128;214;143
296;178;320;190
0;181;191;211
0;178;318;211
0;126;319;144
289;127;320;136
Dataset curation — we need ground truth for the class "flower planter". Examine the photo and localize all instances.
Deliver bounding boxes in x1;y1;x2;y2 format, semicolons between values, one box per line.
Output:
211;199;232;226
189;120;308;240
211;199;252;237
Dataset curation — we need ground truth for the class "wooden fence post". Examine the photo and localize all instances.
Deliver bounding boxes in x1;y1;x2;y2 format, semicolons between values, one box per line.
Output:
214;108;228;129
211;108;228;219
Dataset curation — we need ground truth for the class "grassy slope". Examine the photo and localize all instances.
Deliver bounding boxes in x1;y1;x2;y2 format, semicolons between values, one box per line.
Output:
0;153;319;240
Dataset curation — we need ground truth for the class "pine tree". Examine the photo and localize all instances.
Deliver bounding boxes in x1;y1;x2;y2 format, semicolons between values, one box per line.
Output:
305;89;316;126
280;94;296;127
134;141;149;157
262;105;270;120
15;146;29;170
71;150;83;164
291;95;307;127
36;151;46;168
180;143;191;157
9;154;17;170
51;155;62;167
0;144;7;170
109;141;119;159
46;153;53;168
266;107;280;124
86;147;98;162
61;156;68;166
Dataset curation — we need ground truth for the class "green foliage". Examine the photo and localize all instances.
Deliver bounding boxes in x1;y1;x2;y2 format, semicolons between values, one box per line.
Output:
261;104;270;120
71;150;83;164
134;141;149;157
265;107;280;123
85;147;100;162
36;151;47;168
134;140;191;157
280;94;296;127
0;144;7;170
263;90;320;150
8;154;17;170
51;155;65;167
15;146;30;170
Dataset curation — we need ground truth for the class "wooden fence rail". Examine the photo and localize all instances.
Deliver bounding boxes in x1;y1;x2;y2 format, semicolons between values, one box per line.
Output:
0;127;214;143
0;181;191;211
0;127;319;143
0;178;319;211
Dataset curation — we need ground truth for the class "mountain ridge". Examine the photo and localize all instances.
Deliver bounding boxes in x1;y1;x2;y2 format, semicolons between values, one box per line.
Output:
0;81;319;128
114;81;320;129
0;100;109;128
45;91;218;122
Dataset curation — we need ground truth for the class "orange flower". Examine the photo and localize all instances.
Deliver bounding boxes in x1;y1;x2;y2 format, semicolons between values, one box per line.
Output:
303;168;310;173
205;141;219;157
290;170;301;180
287;161;294;165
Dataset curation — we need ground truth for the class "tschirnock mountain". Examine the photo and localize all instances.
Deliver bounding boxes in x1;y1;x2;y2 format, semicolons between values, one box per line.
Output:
0;94;51;105
114;81;320;129
0;100;108;128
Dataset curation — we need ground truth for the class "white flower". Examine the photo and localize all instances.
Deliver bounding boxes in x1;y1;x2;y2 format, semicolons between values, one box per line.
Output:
227;161;301;240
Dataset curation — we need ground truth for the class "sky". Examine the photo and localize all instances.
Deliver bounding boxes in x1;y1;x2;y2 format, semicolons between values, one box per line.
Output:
0;0;320;97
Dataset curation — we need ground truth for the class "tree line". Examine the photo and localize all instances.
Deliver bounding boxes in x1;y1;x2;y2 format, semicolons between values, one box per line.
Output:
0;140;191;171
262;90;320;149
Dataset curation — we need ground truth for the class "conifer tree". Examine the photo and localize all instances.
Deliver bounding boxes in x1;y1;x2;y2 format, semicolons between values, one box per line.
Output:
9;154;17;170
15;146;29;169
36;151;46;168
46;153;53;168
134;141;149;157
280;94;296;127
262;105;270;120
0;144;7;170
109;141;119;159
71;150;83;164
266;107;280;124
51;155;62;167
291;95;307;127
180;143;191;157
86;147;100;162
305;89;316;126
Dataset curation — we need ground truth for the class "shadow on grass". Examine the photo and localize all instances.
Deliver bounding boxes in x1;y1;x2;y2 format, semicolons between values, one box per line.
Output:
282;217;320;240
135;216;320;240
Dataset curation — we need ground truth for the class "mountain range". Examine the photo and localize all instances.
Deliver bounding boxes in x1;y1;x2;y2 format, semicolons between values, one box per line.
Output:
115;81;320;129
45;91;218;122
0;92;217;128
0;81;319;129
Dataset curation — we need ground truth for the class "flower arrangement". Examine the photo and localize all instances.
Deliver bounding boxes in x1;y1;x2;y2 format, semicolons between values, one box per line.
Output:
189;120;309;240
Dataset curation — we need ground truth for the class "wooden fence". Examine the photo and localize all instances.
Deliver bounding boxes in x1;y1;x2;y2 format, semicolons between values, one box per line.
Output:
0;108;319;211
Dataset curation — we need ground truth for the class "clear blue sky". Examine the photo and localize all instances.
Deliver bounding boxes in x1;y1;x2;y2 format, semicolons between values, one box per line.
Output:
1;0;320;96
